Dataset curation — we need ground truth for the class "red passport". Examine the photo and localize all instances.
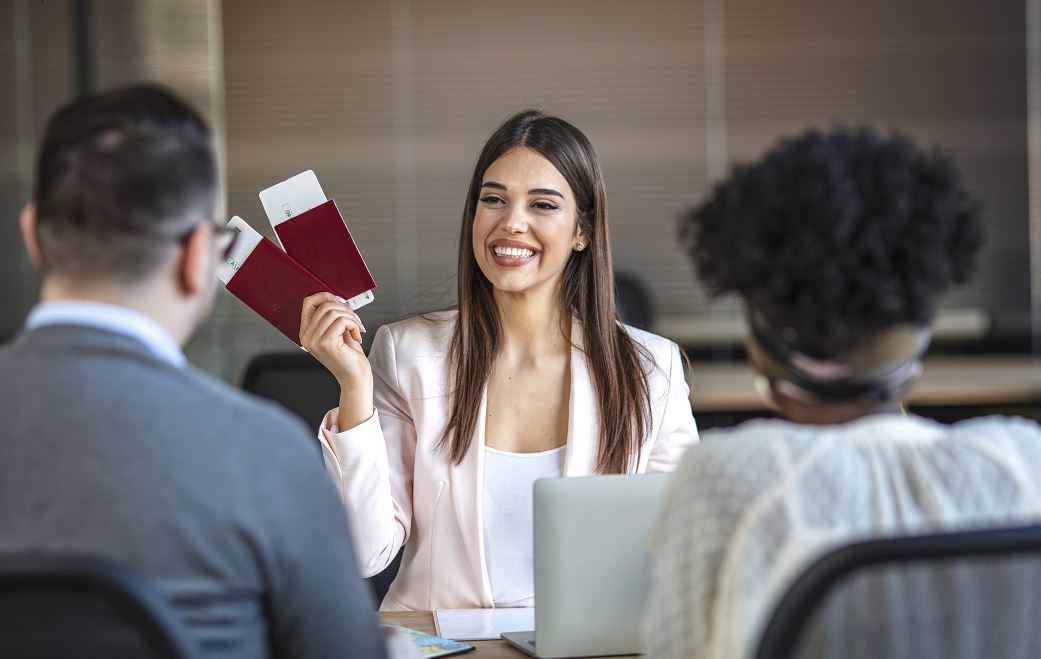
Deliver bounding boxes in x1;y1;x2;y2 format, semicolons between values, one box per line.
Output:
219;217;337;346
273;199;376;302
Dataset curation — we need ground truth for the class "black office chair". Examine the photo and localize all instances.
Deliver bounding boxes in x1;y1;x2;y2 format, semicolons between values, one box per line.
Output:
0;552;196;659
241;352;342;437
614;272;654;330
755;524;1041;659
241;351;404;607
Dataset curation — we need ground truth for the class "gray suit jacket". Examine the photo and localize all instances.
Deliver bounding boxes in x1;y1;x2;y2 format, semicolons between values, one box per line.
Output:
0;325;387;659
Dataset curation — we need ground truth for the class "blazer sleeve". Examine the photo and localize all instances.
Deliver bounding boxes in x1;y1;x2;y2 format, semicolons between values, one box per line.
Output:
645;340;699;473
317;325;415;577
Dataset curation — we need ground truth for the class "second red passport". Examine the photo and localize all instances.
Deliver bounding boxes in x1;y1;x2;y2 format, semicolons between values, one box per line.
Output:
225;237;335;346
274;199;376;301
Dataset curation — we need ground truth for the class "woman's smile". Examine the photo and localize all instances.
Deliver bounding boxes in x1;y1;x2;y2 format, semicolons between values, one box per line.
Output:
489;239;539;267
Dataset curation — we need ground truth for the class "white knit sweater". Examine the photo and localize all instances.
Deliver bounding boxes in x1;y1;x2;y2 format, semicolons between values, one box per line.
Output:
642;414;1041;659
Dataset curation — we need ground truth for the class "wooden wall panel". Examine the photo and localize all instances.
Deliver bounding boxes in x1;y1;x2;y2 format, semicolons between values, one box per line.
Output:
222;1;1030;381
222;0;709;380
722;0;1029;333
0;0;1030;383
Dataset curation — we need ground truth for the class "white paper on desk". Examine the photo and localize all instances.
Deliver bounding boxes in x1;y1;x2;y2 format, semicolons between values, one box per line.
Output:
433;607;534;641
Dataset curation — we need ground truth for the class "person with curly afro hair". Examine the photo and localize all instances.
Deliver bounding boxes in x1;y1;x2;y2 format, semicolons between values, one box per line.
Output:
685;126;984;420
643;127;1041;659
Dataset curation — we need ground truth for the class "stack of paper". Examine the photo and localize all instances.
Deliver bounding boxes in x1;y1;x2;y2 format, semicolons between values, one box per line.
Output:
432;608;535;641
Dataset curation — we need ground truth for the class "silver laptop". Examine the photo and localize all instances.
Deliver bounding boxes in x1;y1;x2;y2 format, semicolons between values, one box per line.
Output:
501;473;671;658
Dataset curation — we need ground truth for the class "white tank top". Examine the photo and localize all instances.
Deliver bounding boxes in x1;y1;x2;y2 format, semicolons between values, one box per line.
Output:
482;444;565;608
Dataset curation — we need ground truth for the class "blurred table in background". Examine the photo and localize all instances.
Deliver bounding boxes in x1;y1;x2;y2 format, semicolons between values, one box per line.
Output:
690;356;1041;413
656;308;992;349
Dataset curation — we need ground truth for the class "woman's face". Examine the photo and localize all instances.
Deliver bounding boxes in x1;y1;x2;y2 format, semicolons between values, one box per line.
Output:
471;146;585;298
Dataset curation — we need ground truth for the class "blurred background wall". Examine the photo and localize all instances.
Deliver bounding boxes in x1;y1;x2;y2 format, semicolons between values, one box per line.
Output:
0;0;1036;384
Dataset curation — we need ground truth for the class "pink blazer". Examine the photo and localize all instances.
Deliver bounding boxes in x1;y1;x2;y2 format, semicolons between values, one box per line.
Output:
318;311;698;611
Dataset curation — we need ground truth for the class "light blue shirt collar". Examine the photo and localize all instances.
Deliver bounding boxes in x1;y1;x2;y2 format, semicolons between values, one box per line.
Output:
25;301;186;368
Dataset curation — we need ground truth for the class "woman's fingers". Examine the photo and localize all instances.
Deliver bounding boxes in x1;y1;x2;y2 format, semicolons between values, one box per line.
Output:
328;303;365;335
317;316;349;351
321;316;365;352
308;305;362;347
299;294;373;396
313;302;362;336
300;292;341;330
301;295;366;341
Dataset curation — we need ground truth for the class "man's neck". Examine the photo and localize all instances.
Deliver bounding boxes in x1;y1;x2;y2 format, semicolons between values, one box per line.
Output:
39;278;189;346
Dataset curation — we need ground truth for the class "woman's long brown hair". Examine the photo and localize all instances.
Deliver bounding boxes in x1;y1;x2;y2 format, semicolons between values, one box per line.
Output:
439;110;652;474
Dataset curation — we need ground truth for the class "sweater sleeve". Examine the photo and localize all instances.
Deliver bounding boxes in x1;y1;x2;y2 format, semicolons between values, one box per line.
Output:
642;432;787;659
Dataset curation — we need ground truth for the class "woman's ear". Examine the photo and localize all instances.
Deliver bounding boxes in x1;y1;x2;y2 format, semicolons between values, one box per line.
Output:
177;223;211;296
19;203;44;271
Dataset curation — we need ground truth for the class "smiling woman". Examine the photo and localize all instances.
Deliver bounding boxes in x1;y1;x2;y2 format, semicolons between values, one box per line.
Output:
298;110;700;611
450;112;663;472
473;151;577;292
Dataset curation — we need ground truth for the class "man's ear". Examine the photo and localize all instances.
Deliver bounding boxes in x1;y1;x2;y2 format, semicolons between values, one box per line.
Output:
177;223;211;297
19;203;44;272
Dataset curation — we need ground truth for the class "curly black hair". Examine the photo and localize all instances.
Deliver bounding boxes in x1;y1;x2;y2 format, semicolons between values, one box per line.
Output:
682;127;985;358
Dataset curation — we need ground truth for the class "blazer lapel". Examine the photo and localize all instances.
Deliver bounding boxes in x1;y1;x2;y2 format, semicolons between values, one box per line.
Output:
564;320;600;476
450;385;494;606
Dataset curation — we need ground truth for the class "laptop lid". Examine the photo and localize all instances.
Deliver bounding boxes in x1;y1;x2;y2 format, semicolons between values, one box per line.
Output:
531;473;671;658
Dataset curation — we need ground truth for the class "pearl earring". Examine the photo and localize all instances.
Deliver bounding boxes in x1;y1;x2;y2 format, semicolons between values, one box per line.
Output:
574;242;587;252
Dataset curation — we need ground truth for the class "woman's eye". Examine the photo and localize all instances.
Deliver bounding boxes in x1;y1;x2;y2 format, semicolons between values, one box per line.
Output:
532;201;559;211
480;195;505;205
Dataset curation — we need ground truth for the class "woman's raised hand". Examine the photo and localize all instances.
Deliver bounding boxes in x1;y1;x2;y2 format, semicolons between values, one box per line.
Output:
300;292;374;430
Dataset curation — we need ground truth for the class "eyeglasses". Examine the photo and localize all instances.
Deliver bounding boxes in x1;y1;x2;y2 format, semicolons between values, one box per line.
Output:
215;225;241;262
178;223;242;262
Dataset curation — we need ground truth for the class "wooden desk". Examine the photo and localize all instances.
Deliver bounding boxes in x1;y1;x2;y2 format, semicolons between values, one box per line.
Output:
379;611;638;658
689;356;1041;412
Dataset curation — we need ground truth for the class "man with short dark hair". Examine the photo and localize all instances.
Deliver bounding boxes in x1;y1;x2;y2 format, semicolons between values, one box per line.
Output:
0;85;387;659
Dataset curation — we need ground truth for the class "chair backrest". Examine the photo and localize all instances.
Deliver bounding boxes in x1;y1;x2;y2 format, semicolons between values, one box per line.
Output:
614;272;654;330
241;352;342;434
0;552;196;659
755;525;1041;659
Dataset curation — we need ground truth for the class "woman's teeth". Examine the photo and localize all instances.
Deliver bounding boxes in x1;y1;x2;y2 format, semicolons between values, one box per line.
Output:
493;246;534;258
